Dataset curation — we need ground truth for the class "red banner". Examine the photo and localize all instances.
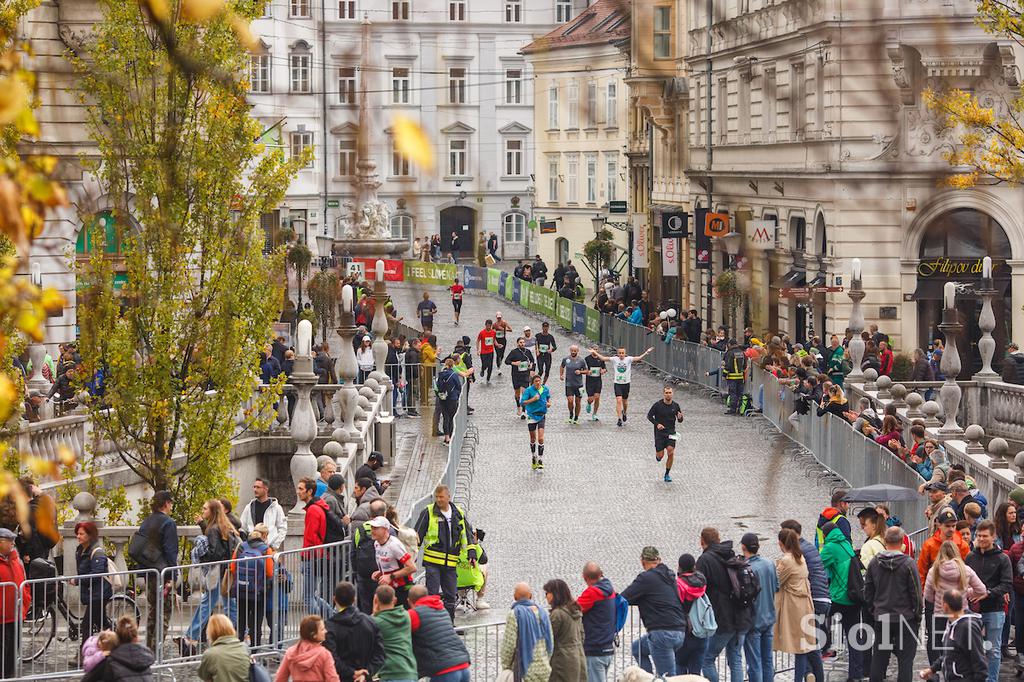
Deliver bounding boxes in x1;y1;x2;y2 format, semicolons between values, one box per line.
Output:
351;258;405;281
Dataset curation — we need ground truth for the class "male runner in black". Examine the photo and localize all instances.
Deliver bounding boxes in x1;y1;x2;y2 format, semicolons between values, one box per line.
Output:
647;385;684;482
583;347;606;421
493;312;512;376
504;337;536;419
535;322;558;384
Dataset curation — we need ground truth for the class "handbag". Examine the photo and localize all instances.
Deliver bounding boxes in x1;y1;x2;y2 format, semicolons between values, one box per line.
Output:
249;661;272;682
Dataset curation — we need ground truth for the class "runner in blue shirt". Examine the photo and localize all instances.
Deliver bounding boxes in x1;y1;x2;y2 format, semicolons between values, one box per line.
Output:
520;374;551;471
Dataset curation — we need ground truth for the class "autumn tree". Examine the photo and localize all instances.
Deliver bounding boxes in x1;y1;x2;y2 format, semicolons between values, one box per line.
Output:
74;0;306;517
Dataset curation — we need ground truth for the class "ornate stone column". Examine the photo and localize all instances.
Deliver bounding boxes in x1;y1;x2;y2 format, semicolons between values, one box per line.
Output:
938;282;965;439
371;260;390;377
974;256;998;381
334;285;359;440
288;319;318;515
846;258;866;384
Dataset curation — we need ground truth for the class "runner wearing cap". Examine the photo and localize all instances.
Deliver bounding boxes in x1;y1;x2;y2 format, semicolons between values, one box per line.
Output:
646;385;683;482
583;347;607;421
493;313;512;375
535;322;558;384
476;319;497;383
504;338;536;418
594;346;654;427
522;326;536;354
371;515;417;606
448;278;465;327
559;345;587;425
520;374;551;470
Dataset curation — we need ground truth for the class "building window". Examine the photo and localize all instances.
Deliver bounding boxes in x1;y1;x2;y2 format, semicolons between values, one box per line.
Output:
763;67;777;140
449;67;467;104
505;0;521;22
556;0;572;22
586;155;597;203
339;0;356;19
338;67;356;104
290;0;310;18
653;6;672;59
548;83;559;129
449;0;465;20
586;82;597;127
392;0;410;20
260;2;271;18
290;51;311;93
790;215;806;252
566;153;578;203
448;139;467;176
505;69;523;104
716;76;727;143
391;136;410;177
290;131;313;168
503;213;526;243
392;67;410;104
548;157;559;203
505;139;523;176
390;214;413;240
567;81;579;128
790;63;807;140
250;54;270;94
606;82;617;127
339;138;357;176
606;157;617;202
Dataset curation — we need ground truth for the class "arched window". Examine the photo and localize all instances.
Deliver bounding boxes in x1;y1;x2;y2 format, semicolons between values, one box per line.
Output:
390;214;413;241
918;208;1011;259
503;213;525;244
76;210;128;291
789;214;806;252
555;237;569;265
814;212;827;258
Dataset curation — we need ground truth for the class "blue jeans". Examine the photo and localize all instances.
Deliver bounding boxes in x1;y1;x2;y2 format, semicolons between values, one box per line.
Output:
979;610;1005;682
744;624;774;682
585;654;613;682
301;559;333;618
631;629;685;676
702;630;746;682
184;581;238;641
431;667;470;682
674;634;707;674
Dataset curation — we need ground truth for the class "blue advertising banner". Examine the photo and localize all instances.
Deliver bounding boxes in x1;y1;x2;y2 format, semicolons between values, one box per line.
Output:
462;265;487;290
498;271;509;298
572;303;587;335
512;277;522;304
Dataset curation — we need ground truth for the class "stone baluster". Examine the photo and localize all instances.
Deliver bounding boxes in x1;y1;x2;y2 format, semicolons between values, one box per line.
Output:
26;341;49;396
921;400;942;428
335;285;360;440
288;319;319;516
863;368;879;393
989;437;1009;470
876;375;892;400
890;383;908;408
1014;452;1024;484
963;424;985;455
321;387;337;431
938;283;965;439
974;256;999;381
846;259;866;384
371;260;390;378
906;392;924;418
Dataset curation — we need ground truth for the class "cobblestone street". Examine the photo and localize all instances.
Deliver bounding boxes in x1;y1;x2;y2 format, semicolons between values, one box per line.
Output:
389;284;833;617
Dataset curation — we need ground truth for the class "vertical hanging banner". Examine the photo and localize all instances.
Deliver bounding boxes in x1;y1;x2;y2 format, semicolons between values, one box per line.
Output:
631;214;648;269
662;238;679;273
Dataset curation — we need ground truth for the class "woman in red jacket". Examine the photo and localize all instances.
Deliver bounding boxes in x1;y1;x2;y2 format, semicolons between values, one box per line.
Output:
0;528;30;679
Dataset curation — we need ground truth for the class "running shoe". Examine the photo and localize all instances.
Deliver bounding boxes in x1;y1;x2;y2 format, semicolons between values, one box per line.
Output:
497;369;503;376
663;473;672;482
531;457;538;470
622;413;628;423
616;418;622;427
520;413;526;420
591;415;598;421
585;403;591;414
656;452;664;462
537;461;544;470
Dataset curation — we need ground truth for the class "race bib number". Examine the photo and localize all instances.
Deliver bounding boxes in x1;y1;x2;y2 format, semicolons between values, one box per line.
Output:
539;344;549;354
616;365;626;374
496;331;505;339
589;368;601;377
437;392;448;400
484;338;494;347
453;293;462;300
517;361;529;371
669;433;678;441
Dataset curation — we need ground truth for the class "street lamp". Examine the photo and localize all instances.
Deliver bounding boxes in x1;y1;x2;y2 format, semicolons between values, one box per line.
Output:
315;232;334;271
591;215;606;235
719;231;743;336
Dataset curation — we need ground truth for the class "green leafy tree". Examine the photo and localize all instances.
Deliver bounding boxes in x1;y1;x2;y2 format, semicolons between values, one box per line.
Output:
74;0;306;518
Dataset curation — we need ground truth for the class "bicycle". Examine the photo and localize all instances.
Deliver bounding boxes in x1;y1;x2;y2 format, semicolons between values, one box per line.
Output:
21;578;141;663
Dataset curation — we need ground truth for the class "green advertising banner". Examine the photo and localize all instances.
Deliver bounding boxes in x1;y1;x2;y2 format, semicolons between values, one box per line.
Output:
404;261;458;286
519;281;532;309
585;308;601;341
556;297;573;329
505;277;514;300
486;268;501;293
528;285;557;318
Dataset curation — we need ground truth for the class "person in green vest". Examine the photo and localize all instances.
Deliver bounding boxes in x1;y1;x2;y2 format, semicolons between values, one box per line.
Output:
373;585;419;682
414;485;476;620
826;334;847;387
456;529;490;610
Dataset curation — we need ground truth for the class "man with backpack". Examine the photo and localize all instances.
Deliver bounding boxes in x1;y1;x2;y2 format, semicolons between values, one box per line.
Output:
695;527;754;682
230;525;274;647
819;519;867;681
721;339;747;415
131;491;178;651
577;562;623;682
740;532;778;682
619;546;687;677
297;477;334;619
352;499;390;614
864;526;921;682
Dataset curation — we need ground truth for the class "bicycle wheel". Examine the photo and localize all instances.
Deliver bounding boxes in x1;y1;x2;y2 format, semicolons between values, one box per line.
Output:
105;594;140;627
20;606;55;662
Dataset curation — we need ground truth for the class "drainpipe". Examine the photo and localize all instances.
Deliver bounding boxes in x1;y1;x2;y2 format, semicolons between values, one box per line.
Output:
321;0;329;246
704;0;714;330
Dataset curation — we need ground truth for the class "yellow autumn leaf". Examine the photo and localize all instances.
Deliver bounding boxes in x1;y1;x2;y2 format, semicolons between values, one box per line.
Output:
181;0;225;23
57;445;77;469
0;373;15;420
15;308;43;341
39;287;65;314
142;0;170;22
25;456;59;480
229;13;259;51
392;116;434;171
0;76;29;126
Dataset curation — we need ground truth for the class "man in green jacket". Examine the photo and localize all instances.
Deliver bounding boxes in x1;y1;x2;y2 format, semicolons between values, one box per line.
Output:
819;521;867;680
373;585;419;682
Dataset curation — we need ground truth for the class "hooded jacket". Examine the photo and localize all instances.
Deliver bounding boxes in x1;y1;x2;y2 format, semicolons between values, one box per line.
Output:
864;550;921;621
302;498;330;552
1009;539;1024;595
798;537;830;604
965;545;1012;612
324;607;386;682
240;497;288;550
815;506;852;548
918;528;970;586
818;525;855;606
695;541;753;633
577;577;617;655
933;613;988;682
105;642;155;682
923;559;987;610
349;486;383;525
619;562;687;632
275;640;340;682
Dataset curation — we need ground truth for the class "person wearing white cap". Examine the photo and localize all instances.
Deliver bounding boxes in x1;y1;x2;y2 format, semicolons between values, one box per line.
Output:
494;312;512;375
371;516;417;607
357;334;375;383
522;325;536;353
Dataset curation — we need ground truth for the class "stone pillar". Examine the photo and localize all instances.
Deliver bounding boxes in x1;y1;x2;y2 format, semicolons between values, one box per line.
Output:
370;261;395;455
974;263;998;381
964;424;985;456
876;375;892;400
846;259;866;384
335;285;359;440
890;383;907;408
288;320;319;516
27;342;49;395
989;437;1009;470
921;400;942;428
938;283;965;439
863;368;878;393
906;391;924;418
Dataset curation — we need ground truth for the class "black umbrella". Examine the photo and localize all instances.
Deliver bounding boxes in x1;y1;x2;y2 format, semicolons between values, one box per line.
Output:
844;483;921;502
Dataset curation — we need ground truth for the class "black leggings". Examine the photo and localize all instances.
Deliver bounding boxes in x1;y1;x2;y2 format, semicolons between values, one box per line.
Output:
480;353;494;381
495;342;507;367
237;591;266;647
537;354;552;381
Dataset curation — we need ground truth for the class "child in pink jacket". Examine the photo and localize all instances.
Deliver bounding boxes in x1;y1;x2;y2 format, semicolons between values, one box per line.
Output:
275;615;340;682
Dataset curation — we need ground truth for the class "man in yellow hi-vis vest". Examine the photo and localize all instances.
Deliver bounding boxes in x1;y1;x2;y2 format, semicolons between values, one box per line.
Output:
414;484;476;620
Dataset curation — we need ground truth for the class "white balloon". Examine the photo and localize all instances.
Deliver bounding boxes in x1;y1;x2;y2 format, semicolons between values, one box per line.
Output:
659;311;668;320
667;308;677;318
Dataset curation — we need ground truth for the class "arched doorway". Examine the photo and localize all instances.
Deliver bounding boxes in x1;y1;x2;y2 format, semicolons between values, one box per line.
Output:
439;206;476;259
555;237;569;267
913;208;1012;375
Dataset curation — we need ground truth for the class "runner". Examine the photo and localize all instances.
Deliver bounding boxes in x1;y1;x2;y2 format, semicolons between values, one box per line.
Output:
520;374;551;470
594;346;653;427
522;326;536;354
493;312;512;376
583;347;607;421
476;319;497;383
559;345;587;425
416;291;438;333
504;337;536;419
448;278;465;327
535;322;558;384
646;386;684;482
